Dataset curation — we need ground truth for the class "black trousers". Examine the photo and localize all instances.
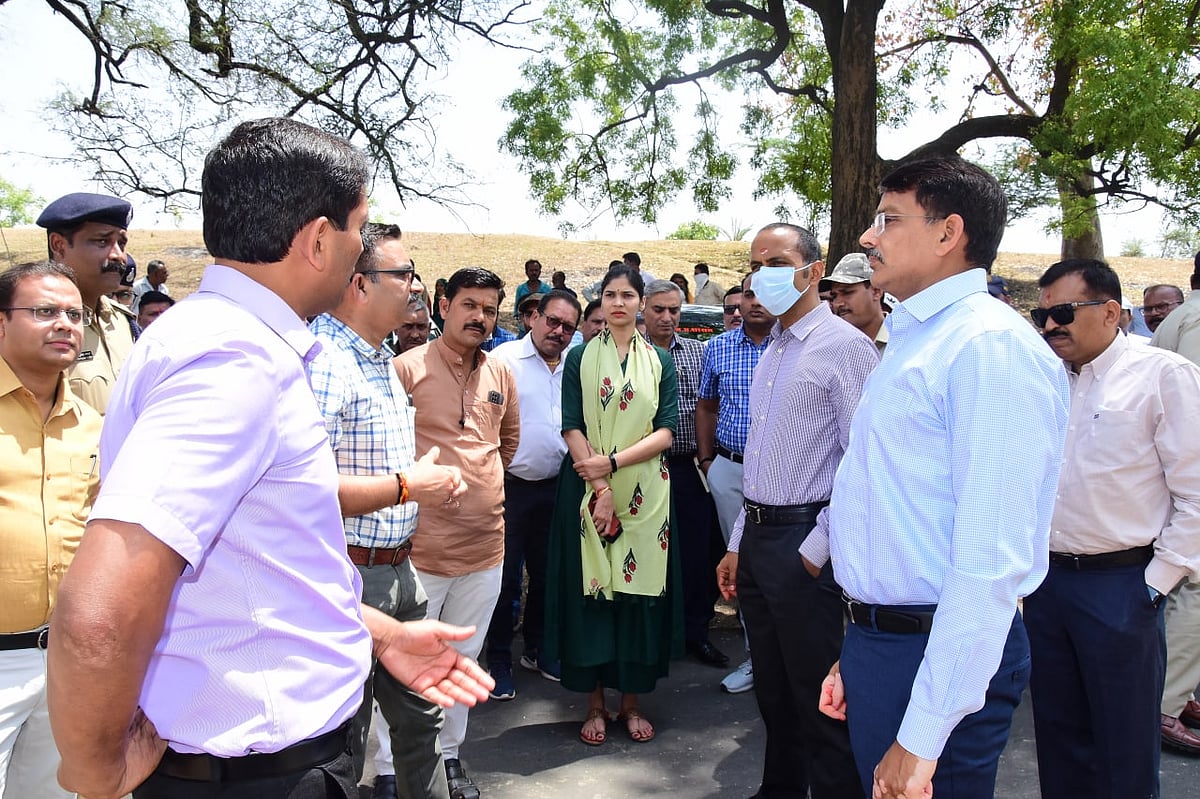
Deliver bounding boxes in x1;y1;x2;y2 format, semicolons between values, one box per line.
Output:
134;751;356;799
738;516;862;799
668;454;720;645
486;473;557;664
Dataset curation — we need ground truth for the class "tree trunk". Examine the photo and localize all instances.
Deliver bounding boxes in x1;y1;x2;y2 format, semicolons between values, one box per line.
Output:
826;0;885;269
1057;171;1105;260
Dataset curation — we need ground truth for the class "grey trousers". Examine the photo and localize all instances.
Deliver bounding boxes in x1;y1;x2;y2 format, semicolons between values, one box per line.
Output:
352;559;447;799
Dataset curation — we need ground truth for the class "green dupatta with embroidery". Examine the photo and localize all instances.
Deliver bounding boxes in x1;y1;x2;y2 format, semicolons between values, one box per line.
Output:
578;329;671;600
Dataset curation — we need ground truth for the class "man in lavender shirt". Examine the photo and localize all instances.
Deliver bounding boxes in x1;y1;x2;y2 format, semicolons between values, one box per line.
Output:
46;118;493;799
715;223;877;799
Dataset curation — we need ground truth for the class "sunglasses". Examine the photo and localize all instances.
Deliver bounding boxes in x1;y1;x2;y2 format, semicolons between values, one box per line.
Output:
723;305;740;315
1030;300;1108;329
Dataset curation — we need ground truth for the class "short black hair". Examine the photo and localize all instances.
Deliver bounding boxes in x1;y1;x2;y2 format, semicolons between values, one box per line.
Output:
537;289;582;321
601;264;645;298
0;261;78;310
622;251;641;268
583;298;602;320
444;267;504;302
202;118;369;264
694;262;709;274
1037;258;1122;304
138;290;175;309
525;259;542;270
147;260;167;274
879;155;1007;269
725;284;744;299
356;222;406;279
757;223;822;263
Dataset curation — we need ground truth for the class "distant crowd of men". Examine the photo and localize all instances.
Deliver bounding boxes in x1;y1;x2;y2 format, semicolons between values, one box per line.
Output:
1;117;1198;799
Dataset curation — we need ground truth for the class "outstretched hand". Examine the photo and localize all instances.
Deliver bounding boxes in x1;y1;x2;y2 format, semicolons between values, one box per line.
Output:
370;614;494;708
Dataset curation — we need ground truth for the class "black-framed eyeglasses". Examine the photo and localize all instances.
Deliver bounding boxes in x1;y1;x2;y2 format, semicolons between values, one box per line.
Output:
3;305;94;326
1142;300;1182;316
363;268;414;280
723;305;740;314
541;314;577;335
1030;300;1108;329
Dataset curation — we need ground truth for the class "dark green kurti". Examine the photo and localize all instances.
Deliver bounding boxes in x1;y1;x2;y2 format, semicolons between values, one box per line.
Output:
544;341;685;694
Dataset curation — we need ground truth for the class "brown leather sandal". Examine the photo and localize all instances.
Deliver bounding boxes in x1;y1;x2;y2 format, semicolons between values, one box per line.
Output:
617;707;655;742
580;706;610;745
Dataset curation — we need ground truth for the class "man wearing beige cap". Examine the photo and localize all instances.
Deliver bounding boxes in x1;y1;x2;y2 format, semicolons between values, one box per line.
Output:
819;252;888;353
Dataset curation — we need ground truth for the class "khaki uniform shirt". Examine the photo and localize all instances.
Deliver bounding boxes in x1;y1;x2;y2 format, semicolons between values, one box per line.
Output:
0;358;102;632
394;338;520;577
67;295;135;414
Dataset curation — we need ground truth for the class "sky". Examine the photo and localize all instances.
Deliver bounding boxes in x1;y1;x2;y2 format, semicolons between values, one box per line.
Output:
0;0;1168;255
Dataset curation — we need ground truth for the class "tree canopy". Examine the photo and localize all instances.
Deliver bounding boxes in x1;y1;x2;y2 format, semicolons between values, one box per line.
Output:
8;0;534;215
501;0;1200;260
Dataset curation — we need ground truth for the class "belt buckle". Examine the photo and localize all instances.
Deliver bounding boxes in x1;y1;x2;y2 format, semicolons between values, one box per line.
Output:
37;628;49;650
746;503;763;525
842;594;858;623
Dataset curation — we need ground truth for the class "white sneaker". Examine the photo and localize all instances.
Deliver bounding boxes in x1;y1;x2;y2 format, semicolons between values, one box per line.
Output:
721;658;753;694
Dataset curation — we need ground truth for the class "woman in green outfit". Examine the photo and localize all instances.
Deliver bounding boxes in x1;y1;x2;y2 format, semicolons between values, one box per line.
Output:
545;264;683;746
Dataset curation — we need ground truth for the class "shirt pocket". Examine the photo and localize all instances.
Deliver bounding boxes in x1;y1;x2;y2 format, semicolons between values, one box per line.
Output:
1084;408;1149;470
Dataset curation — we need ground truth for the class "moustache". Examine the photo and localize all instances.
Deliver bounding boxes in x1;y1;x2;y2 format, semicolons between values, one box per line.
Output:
464;323;487;334
101;262;126;274
863;248;883;263
1043;329;1069;341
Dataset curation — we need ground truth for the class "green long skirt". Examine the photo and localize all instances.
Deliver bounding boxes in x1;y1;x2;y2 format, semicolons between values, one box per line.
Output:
543;454;684;694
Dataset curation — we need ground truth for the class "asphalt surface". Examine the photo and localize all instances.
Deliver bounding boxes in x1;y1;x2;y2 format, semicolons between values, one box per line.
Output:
362;621;1200;798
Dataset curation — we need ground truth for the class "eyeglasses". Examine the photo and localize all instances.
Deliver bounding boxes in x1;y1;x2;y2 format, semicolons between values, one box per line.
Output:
870;212;947;236
541;314;577;335
3;306;94;326
723;305;740;315
1030;300;1108;329
1142;300;1181;316
363;268;414;280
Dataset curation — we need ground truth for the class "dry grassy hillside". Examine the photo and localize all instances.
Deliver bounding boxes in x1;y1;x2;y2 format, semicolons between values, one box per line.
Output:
1;227;1192;317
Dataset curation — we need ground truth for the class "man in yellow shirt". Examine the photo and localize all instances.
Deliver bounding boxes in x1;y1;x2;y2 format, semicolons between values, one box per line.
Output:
0;261;102;797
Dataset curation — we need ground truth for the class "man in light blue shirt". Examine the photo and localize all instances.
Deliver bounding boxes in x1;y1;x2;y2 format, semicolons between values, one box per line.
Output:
802;156;1069;798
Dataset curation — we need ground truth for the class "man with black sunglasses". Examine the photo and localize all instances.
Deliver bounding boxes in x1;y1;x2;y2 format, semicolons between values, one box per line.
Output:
484;289;581;699
1026;258;1200;795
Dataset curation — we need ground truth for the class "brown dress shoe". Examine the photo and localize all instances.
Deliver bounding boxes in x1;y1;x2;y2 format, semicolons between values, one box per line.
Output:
1161;714;1200;756
1181;699;1200;729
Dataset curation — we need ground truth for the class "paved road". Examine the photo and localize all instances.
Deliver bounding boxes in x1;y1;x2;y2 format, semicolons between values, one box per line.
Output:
363;624;1199;797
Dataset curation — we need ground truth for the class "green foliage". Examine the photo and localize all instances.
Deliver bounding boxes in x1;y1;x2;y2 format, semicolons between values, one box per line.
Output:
1120;238;1145;257
718;219;751;241
666;220;719;240
1158;223;1200;258
0;177;42;227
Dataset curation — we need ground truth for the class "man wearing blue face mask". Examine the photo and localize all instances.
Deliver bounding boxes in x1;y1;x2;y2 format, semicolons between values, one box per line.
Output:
715;224;878;799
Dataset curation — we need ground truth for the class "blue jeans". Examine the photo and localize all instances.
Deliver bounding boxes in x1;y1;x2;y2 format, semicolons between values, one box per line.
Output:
842;611;1030;798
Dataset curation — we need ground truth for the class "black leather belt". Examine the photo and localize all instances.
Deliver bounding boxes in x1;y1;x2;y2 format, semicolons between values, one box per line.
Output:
347;540;412;568
715;445;744;464
742;500;828;526
0;627;48;650
844;595;936;634
156;722;350;782
1049;544;1154;571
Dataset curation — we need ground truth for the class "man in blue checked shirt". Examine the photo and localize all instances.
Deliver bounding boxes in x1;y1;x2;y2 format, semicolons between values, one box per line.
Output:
310;222;466;799
805;156;1070;799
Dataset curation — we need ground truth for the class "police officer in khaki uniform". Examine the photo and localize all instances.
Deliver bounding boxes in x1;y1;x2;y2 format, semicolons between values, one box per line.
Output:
36;193;136;414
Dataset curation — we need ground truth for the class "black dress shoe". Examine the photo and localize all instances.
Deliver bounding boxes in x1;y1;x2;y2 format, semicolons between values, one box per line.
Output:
1162;714;1200;756
686;639;730;668
371;774;397;799
445;757;481;799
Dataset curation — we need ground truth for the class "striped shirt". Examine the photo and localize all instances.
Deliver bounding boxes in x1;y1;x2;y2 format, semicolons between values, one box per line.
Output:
802;268;1070;761
697;326;773;454
309;313;419;548
666;334;705;455
727;303;878;552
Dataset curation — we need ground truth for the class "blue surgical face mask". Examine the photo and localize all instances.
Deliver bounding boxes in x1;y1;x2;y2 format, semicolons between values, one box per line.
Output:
751;262;816;316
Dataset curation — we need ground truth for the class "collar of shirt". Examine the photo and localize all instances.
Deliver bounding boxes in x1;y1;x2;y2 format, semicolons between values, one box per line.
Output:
0;358;79;421
733;326;773;348
894;268;987;326
199;265;322;364
310;313;394;364
1070;328;1125;380
772;298;836;343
